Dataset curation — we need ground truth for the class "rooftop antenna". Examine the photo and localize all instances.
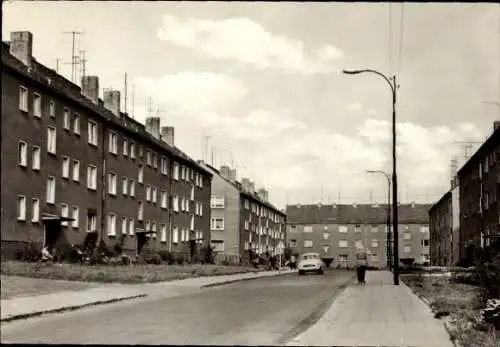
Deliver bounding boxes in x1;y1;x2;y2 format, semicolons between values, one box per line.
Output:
204;134;211;163
63;30;84;83
320;184;324;202
156;104;164;119
131;84;135;119
124;73;128;114
369;189;373;204
146;97;153;118
55;58;62;74
79;50;87;80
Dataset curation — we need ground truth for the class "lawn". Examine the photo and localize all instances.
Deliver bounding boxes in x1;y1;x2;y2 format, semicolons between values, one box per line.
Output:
1;261;264;285
402;274;499;347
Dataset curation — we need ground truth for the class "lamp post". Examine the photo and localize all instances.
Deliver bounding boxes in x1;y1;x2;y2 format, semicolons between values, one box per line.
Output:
366;170;392;270
344;69;400;285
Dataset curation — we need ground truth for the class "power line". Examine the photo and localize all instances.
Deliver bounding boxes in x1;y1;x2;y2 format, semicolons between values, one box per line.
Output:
397;3;405;77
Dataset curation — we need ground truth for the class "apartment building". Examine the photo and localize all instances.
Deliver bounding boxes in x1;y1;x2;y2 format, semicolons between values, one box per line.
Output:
285;203;431;268
1;31;212;259
457;123;500;261
202;164;286;265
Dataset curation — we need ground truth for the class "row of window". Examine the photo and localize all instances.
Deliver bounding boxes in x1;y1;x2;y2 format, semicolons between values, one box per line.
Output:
247;232;281;245
243;198;284;223
243;221;284;239
243;242;280;253
291;225;430;234
291;238;426;254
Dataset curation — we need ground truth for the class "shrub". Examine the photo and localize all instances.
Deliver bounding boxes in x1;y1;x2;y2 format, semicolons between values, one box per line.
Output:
159;250;175;265
175;254;186;265
23;240;41;262
200;245;215;265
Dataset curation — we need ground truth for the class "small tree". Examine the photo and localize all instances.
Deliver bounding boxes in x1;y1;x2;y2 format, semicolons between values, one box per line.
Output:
284;247;293;261
200;245;215;264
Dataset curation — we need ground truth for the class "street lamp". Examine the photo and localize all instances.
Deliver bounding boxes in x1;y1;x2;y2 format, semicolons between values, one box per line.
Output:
367;170;392;270
344;69;400;285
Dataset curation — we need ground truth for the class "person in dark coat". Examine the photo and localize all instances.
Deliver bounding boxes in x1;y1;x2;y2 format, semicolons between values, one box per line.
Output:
356;263;367;284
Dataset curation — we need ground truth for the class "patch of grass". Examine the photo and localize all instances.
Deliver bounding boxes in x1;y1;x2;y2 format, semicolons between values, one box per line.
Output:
1;275;97;300
0;261;264;285
402;274;499;347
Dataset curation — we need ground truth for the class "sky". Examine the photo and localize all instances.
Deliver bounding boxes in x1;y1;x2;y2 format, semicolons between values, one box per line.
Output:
3;2;500;209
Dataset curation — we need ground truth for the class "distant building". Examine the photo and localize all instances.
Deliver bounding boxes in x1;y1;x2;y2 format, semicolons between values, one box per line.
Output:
201;164;286;265
457;124;500;260
1;31;212;259
285;203;431;268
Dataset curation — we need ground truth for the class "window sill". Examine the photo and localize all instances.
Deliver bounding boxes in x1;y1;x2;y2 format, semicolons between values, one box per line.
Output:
88;142;98;148
108;234;116;237
46;202;55;206
32;167;41;171
17;218;27;222
48;151;57;156
34;114;42;119
87;187;97;191
19;108;28;113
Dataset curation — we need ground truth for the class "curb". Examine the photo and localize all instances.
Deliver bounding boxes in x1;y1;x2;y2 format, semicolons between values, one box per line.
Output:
201;271;296;288
0;293;147;323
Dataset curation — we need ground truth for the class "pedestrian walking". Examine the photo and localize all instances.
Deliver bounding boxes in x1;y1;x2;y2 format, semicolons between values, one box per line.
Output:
356;262;367;284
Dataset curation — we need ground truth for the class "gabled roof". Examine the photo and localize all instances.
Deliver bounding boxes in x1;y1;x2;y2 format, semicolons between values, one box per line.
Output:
457;126;500;176
1;42;212;178
428;190;452;214
286;203;431;224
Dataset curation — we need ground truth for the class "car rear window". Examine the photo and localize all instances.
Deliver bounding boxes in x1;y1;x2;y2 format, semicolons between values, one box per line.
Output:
303;254;319;260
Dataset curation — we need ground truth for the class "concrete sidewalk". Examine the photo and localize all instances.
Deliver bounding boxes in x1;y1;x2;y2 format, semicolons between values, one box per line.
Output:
287;271;454;347
1;269;295;322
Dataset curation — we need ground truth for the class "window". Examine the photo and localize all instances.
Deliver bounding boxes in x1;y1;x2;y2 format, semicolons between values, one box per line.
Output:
61;203;69;226
173;195;179;212
338;225;348;233
421;239;429;247
138;165;144;184
49;101;55;117
244;219;249;230
210;196;225;208
138;145;143;157
190;215;195;231
173;226;179;243
123;138;128;156
88;121;98;146
304;226;313;233
371;254;379;262
152;153;157;169
180;166;185;180
63;108;70;129
46;176;55;204
138;201;144;220
173;162;179;180
180;197;185;211
121;216;127;235
304;240;313;248
73;114;80;135
61;156;70;178
128;218;135;235
19;86;28;112
289;239;297;247
107;213;117;236
71;206;79;228
122;177;128;195
146;185;151;202
72;159;80;182
47;126;57;154
354;224;361;232
129;179;135;197
190;186;195;201
371;225;378;233
18;141;28;167
323;232;330;240
199;201;203;216
161;157;168;175
244;199;250;209
152;187;157;204
355;240;363;248
130;142;135;159
338;254;349;262
108;173;117;195
17;195;26;221
32;145;41;170
33;93;41;118
404;246;412;253
211;217;224;230
339;240;348;248
161;191;168;209
161;224;167;242
371;239;379;248
87;212;97;233
420;226;429;233
87;165;97;190
146;151;152;166
108;132;118;154
323;246;330;254
31;198;40;222
404;232;411;240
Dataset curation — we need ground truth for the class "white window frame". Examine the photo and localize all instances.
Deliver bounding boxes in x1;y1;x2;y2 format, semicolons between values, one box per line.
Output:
146;151;152;166
190;215;195;231
161;157;168;175
18;140;28;167
33;93;42;118
371;225;378;233
173;226;179;243
31;198;40;223
71;206;79;228
404;232;411;240
138;165;144;184
107;213;117;236
146;185;151;202
62;156;70;178
161;190;168;209
404;246;412;253
323;232;330;240
129;179;135;197
371;239;379;248
152;153;157;169
173;162;179;180
128;217;135;235
122;216;128;235
108;132;118;154
49;100;55;118
173;195;179;212
211;217;224;231
73;113;80;135
210;196;225;208
123;138;128;156
87;213;97;233
47;126;57;154
190;186;195;201
72;159;80;182
152;187;157;204
304;226;313;233
61;203;69;226
338;225;348;233
19;86;28;112
46;176;56;204
130;142;135;159
17;195;26;221
338;240;348;248
138;201;144;220
122;177;128;195
108;172;117;195
32;145;41;170
304;240;313;248
63;108;71;130
161;223;167;242
88;120;98;146
87;165;97;190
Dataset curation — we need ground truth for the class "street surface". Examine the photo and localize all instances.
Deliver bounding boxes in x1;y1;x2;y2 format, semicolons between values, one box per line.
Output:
1;269;354;345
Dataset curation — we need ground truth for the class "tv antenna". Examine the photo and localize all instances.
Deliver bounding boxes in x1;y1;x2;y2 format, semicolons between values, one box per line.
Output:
63;30;84;83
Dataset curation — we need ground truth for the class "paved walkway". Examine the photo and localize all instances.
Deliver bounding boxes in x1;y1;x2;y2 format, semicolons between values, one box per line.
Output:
1;269;295;321
287;271;454;347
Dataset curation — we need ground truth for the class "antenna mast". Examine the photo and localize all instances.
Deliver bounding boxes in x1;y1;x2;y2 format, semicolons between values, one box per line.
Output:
131;84;135;119
124;73;128;114
63;30;84;83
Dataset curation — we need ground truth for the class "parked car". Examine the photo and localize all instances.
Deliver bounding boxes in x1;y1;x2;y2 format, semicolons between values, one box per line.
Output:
298;253;325;275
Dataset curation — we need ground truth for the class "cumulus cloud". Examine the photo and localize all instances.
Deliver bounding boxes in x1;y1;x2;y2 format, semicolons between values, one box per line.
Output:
157;14;343;75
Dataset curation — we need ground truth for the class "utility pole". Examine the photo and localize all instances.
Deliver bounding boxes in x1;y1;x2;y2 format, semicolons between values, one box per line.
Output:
63;31;84;83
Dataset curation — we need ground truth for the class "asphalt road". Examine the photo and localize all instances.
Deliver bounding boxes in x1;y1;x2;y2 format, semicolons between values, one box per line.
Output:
1;269;354;345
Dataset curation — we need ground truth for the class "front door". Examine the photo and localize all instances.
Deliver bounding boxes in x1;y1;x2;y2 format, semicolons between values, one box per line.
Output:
44;220;61;250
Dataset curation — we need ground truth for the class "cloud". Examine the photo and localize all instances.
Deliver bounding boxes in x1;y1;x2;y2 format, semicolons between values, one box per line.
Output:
347;102;363;113
157;14;343;75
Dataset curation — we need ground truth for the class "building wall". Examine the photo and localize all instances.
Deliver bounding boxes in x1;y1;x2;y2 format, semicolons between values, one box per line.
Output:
451;185;461;265
429;192;453;266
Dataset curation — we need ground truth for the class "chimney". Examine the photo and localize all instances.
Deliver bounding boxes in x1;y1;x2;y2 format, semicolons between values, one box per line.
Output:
257;188;268;201
494;121;500;132
220;165;230;179
249;181;255;193
81;76;99;104
103;90;121;116
10;31;33;67
160;126;174;146
145;117;160;139
241;178;250;191
229;169;237;182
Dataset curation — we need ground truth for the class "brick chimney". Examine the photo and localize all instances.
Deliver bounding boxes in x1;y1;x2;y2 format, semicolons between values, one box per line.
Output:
249;181;255;193
160;126;174;146
257;188;268;201
103;90;121;116
494;121;500;132
81;76;99;104
229;169;237;182
10;31;33;67
145;117;160;139
241;178;250;191
220;165;230;179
